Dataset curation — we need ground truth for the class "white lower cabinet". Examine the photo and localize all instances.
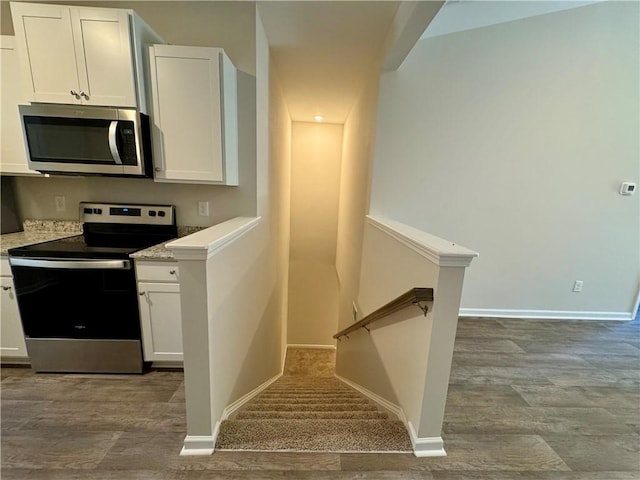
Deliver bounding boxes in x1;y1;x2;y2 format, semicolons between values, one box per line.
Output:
135;261;183;363
0;259;28;360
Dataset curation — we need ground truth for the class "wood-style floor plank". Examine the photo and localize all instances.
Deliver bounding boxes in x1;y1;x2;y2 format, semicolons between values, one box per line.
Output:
1;315;639;479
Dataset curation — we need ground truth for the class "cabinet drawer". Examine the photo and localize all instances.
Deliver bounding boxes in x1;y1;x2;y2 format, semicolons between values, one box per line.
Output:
135;261;179;282
1;257;12;277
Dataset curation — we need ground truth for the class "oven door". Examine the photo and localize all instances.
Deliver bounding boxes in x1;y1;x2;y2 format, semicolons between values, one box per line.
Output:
18;104;147;177
9;257;141;340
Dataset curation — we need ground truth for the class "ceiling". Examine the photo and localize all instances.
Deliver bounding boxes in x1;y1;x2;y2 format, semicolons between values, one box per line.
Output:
422;0;605;39
259;1;401;124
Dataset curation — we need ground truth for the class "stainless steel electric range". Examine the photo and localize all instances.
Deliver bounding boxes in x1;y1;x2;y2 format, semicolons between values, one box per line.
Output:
8;202;177;373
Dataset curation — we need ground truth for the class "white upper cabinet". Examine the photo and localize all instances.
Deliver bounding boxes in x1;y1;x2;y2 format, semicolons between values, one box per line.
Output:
0;36;39;176
148;45;238;185
10;2;163;112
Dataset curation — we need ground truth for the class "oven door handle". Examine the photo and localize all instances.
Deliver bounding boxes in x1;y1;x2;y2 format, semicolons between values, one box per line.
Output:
9;258;131;270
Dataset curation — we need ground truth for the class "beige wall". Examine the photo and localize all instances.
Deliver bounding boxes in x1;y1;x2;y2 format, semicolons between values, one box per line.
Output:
370;2;640;319
267;63;292;360
4;1;258;228
171;10;289;451
335;73;380;332
287;121;343;345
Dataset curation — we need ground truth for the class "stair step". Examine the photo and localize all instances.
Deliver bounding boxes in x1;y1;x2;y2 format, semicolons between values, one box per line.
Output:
216;419;412;452
243;403;379;412
236;410;389;420
252;397;369;405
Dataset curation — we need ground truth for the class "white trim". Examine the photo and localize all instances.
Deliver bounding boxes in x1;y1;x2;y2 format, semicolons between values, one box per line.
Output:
215;448;413;454
632;288;640;320
366;215;478;267
459;308;636;321
336;375;447;458
287;344;336;350
407;422;447;457
167;217;261;260
335;374;403;420
221;373;282;420
180;430;218;456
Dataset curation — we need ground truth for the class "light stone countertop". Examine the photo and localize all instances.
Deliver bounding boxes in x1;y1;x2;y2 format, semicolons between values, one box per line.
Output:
0;220;83;256
0;220;204;259
129;226;205;260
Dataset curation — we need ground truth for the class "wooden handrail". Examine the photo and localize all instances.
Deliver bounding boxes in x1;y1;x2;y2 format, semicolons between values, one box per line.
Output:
333;287;434;340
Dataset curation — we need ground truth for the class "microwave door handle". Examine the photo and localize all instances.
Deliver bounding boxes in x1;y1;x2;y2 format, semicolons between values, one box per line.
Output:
108;121;123;165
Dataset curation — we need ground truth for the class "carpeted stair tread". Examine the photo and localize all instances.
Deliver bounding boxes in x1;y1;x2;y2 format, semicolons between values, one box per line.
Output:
243;402;379;412
236;410;389;420
216;419;412;452
258;391;359;396
216;353;413;453
251;396;369;405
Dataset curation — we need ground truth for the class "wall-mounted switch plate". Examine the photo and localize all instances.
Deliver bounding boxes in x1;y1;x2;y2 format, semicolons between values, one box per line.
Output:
573;280;583;293
198;201;209;216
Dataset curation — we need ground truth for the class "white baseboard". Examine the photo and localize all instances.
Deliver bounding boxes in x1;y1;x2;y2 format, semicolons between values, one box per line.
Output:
336;375;447;458
459;308;635;321
287;344;336;350
180;429;218;456
221;372;282;420
407;422;447;457
335;374;403;420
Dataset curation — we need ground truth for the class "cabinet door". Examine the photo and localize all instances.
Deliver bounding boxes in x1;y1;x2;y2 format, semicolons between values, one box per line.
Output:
0;36;40;176
72;7;136;107
10;2;80;104
0;277;28;359
138;282;183;362
149;45;230;184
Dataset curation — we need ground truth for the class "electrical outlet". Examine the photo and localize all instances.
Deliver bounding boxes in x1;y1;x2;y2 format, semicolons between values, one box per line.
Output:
352;301;358;322
54;195;66;212
573;280;583;293
198;201;209;217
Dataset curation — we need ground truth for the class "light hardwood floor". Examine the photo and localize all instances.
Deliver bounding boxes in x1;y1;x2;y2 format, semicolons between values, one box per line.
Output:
2;315;639;479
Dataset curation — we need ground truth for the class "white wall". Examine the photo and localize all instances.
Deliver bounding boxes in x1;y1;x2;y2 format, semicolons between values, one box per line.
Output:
268;63;292;364
335;73;380;331
370;2;640;319
336;217;476;456
169;8;289;453
287;122;343;345
4;1;258;228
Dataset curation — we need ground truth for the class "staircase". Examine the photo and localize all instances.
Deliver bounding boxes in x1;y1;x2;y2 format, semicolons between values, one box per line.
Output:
215;349;413;452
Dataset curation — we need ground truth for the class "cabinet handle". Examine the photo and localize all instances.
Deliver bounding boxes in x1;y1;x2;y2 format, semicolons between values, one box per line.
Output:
70;90;80;98
169;270;176;275
80;91;89;100
154;167;162;172
1;286;11;291
139;291;146;296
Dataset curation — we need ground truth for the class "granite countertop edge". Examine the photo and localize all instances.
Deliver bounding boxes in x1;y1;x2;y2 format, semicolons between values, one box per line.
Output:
0;220;83;256
130;226;205;260
0;221;204;259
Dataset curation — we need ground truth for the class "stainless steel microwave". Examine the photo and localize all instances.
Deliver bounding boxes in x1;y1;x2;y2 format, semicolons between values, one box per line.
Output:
18;104;152;177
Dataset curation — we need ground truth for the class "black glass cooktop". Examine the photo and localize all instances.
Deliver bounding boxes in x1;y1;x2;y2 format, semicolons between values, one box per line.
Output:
8;236;143;260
